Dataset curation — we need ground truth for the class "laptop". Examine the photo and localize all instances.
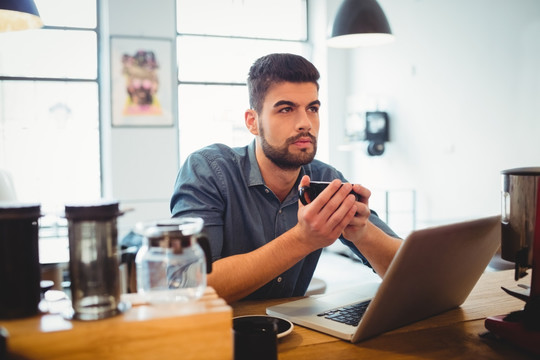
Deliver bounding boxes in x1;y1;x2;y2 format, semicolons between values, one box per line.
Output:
266;216;500;342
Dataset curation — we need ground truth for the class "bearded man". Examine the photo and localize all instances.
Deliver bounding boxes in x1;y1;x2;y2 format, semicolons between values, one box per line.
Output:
170;53;402;303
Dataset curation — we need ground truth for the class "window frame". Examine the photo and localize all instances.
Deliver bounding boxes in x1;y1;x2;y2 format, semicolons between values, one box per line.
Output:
0;0;102;210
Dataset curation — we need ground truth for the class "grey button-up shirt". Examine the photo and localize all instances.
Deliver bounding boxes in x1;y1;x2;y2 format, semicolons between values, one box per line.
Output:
170;141;398;300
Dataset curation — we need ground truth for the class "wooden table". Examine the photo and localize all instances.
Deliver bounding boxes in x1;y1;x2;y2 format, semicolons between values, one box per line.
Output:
233;270;538;359
0;288;233;360
2;270;537;359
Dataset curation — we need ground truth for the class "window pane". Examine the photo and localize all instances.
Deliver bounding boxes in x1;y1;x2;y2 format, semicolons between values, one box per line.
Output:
178;84;252;163
178;36;308;83
177;0;307;40
0;81;100;215
0;29;97;79
35;0;97;28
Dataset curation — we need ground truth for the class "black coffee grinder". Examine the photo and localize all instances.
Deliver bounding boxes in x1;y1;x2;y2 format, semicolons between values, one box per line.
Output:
485;167;540;355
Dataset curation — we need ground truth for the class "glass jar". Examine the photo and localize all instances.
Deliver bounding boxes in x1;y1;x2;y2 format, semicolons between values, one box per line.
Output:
135;217;211;303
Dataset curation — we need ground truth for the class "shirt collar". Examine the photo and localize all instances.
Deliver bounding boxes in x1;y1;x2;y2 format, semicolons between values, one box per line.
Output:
246;140;264;187
245;139;311;192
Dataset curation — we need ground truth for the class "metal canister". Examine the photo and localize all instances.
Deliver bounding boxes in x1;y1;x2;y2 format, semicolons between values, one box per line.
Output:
0;203;41;319
501;167;540;281
65;201;125;320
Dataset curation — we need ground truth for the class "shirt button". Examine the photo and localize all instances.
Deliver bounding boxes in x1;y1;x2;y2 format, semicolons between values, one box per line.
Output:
277;277;283;283
278;209;282;214
265;189;270;193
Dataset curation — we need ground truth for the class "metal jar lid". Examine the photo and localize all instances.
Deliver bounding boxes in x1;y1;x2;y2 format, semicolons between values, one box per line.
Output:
64;200;122;221
501;167;540;176
0;202;41;220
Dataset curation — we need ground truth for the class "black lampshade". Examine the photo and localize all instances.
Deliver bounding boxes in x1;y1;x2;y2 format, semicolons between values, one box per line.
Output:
0;0;43;32
328;0;394;48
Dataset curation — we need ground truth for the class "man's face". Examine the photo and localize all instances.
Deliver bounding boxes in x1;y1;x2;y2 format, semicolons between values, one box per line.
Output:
255;82;320;170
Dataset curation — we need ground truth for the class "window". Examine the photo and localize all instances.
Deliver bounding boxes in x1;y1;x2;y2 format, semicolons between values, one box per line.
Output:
0;0;99;216
176;0;309;164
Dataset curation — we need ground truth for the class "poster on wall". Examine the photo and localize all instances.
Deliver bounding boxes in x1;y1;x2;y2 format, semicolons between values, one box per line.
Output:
110;36;173;127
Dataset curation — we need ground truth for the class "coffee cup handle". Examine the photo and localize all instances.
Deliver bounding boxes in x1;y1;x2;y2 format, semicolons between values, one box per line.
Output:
298;186;311;206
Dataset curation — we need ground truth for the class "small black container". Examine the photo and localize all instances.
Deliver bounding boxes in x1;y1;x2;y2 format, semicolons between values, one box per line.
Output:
0;203;41;319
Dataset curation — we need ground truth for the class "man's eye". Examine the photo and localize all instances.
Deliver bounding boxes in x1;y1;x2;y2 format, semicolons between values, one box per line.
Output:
308;106;319;113
279;107;292;113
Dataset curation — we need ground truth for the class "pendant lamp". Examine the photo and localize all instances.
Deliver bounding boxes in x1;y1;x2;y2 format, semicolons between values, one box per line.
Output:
328;0;394;48
0;0;43;32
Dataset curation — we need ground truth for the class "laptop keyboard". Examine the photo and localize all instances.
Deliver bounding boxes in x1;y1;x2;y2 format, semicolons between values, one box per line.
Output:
317;299;371;326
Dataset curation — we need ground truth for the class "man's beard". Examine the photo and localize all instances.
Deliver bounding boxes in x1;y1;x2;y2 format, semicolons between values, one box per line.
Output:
259;126;317;170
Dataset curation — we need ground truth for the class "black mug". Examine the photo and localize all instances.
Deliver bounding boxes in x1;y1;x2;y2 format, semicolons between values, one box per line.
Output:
234;317;278;360
0;326;8;360
299;181;362;205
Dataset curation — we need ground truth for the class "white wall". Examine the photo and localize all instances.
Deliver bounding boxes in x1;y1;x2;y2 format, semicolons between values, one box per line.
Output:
327;0;540;231
100;0;179;236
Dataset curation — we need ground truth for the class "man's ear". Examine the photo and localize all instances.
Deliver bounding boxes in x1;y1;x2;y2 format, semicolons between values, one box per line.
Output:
245;109;259;135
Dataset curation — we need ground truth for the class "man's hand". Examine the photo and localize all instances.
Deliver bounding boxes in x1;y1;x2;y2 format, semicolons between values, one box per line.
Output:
342;183;372;242
296;175;358;251
296;176;401;279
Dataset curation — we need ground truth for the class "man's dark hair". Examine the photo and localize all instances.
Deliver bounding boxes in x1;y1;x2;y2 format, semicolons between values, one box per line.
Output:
247;53;320;113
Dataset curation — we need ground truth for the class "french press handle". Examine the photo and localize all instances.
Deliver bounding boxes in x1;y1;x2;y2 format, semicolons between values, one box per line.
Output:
197;233;212;274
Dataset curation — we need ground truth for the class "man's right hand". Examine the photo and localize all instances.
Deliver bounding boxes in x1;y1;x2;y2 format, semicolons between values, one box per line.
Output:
295;175;358;251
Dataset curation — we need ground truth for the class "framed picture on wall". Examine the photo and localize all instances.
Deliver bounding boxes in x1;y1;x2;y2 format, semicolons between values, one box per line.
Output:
110;36;173;127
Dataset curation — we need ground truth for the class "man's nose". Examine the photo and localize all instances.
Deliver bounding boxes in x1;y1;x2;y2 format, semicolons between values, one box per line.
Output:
296;111;312;131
